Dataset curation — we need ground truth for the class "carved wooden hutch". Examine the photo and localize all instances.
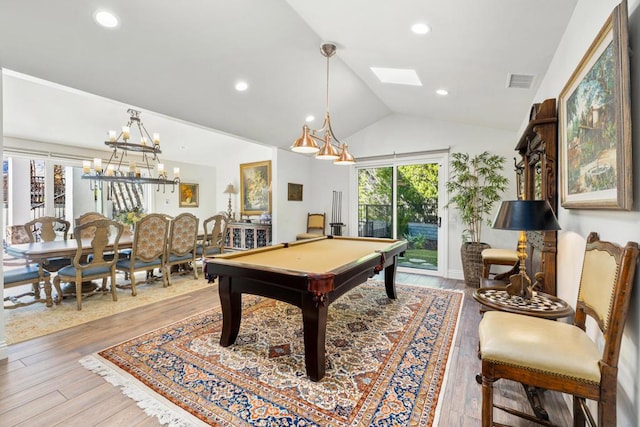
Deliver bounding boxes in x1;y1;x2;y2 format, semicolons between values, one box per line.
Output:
514;98;558;296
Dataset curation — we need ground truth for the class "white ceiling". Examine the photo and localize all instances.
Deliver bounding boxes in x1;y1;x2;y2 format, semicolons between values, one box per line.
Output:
0;0;578;164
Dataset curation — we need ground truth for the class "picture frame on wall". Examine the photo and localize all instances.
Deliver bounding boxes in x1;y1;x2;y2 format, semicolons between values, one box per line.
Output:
287;183;303;201
240;160;271;215
179;183;199;207
558;0;632;210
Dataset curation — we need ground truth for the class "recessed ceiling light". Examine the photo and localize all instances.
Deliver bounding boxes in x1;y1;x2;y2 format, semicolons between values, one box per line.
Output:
411;23;430;35
235;81;248;92
370;67;422;86
436;89;449;96
305;115;315;122
94;10;119;28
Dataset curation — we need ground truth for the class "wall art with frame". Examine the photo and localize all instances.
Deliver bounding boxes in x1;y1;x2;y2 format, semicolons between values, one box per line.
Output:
179;183;199;207
239;160;271;215
558;0;631;210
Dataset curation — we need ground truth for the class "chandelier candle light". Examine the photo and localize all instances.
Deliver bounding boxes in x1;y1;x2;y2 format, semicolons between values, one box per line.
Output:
291;43;355;165
81;108;180;192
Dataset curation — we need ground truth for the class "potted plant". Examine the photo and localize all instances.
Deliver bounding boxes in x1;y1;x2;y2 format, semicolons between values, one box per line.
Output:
446;151;508;286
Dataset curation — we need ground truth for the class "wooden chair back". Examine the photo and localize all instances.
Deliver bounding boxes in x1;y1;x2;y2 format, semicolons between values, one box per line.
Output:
202;213;229;255
75;212;108;239
25;216;70;242
71;219;123;270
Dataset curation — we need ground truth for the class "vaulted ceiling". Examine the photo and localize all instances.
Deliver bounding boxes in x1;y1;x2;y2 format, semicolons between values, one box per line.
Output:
0;0;577;163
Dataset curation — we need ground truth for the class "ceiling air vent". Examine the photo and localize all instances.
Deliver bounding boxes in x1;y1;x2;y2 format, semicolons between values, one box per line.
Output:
506;73;535;89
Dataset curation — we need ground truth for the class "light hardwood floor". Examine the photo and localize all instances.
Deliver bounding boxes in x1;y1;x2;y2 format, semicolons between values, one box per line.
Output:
0;273;571;426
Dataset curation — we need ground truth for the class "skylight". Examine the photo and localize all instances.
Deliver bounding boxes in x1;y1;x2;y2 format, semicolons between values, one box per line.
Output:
370;67;422;86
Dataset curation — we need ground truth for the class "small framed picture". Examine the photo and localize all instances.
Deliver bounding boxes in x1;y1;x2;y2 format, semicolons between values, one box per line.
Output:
288;183;303;201
179;182;199;207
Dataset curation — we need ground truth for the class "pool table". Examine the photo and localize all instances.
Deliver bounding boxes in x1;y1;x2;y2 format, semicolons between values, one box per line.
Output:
205;235;407;381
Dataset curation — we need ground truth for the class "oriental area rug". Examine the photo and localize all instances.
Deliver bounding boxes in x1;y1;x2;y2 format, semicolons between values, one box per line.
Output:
80;281;463;426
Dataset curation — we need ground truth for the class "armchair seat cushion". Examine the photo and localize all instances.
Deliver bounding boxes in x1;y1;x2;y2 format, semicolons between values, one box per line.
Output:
4;265;50;284
296;232;323;240
479;311;601;385
57;264;112;278
481;248;519;263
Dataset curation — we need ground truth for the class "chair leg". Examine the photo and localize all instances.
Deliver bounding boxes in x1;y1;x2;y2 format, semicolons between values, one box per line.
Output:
166;264;173;287
110;272;118;302
130;271;137;296
598;395;616;427
481;374;495;426
573;397;585;427
75;280;83;310
193;258;198;280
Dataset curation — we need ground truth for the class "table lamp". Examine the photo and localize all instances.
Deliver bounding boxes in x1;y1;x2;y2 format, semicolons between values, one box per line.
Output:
492;200;560;299
223;183;236;219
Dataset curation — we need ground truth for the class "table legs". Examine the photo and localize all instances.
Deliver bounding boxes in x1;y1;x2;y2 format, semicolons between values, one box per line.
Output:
219;277;242;347
302;294;329;382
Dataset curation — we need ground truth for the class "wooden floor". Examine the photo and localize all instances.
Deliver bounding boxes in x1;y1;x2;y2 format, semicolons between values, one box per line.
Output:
0;273;572;426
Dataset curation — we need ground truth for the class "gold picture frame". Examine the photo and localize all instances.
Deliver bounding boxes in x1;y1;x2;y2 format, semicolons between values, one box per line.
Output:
559;0;632;210
179;183;199;207
240;160;271;215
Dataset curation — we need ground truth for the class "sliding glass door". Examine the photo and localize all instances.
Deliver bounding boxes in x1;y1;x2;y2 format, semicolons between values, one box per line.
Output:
356;154;446;276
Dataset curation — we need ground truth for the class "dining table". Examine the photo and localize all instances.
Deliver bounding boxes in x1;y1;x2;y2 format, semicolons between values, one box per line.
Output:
6;233;134;299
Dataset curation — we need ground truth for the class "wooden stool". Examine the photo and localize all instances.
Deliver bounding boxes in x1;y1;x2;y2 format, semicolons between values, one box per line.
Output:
481;248;518;279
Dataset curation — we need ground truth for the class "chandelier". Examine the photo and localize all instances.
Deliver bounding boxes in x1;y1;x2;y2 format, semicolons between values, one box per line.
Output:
81;108;180;192
291;43;355;165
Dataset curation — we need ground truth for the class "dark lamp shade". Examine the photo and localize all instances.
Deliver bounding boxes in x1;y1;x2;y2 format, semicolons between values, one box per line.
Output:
492;200;560;231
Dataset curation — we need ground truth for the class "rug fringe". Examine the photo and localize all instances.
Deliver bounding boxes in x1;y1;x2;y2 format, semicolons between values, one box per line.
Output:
79;355;203;427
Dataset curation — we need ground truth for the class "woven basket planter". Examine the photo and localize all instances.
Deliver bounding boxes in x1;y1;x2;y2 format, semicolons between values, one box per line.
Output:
460;242;491;287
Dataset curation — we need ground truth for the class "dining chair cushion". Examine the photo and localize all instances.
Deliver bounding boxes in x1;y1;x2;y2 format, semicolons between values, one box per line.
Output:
116;258;163;270
4;265;50;284
479;310;602;384
57;264;112;278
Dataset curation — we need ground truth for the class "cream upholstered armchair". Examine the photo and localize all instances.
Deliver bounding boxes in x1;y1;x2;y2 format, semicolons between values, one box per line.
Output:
479;232;639;426
296;213;326;240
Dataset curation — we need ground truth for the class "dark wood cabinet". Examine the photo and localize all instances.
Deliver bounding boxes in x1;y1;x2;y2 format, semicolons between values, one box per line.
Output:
514;98;558;295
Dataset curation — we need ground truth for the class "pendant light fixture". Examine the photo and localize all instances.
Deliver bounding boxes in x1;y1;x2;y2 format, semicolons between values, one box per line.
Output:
291;43;355;165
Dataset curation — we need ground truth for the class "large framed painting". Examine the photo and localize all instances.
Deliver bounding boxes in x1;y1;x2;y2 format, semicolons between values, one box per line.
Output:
240;160;271;215
559;0;631;210
179;183;199;207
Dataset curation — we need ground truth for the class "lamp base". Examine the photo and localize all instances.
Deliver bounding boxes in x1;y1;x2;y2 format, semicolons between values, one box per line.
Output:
506;272;533;300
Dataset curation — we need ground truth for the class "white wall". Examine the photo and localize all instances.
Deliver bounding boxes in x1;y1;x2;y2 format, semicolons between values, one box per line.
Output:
529;0;640;423
0;73;6;360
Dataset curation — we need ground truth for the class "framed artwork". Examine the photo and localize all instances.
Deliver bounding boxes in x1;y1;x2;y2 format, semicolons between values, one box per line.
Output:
240;160;271;215
179;183;199;207
288;183;303;201
559;0;631;210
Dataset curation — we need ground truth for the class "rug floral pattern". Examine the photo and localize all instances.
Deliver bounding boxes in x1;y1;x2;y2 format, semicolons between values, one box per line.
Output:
92;282;462;426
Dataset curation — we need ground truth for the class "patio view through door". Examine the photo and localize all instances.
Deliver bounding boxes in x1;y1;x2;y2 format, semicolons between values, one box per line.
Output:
356;155;445;275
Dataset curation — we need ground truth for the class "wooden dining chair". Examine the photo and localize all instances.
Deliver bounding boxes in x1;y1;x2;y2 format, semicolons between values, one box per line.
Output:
74;212;107;238
479;232;639;426
115;213;170;295
166;212;199;285
53;219;124;310
24;216;72;272
197;213;229;259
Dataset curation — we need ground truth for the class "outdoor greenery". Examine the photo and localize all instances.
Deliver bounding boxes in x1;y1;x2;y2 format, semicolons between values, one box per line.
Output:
445;151;508;243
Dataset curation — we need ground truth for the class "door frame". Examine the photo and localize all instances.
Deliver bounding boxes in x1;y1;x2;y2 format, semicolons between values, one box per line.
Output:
350;151;448;277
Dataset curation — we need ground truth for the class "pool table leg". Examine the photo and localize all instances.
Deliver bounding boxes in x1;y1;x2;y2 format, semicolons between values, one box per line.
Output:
384;255;398;299
219;276;242;347
302;294;329;382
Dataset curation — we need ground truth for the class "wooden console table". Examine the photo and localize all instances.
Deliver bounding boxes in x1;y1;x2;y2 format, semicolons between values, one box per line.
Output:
224;222;271;250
